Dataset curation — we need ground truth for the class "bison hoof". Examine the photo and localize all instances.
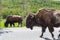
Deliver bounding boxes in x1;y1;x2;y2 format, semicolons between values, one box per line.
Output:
40;36;43;38
30;27;33;30
58;34;60;38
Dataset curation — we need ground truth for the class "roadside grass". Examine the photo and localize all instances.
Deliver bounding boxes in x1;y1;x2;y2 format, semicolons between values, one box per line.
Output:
0;21;4;28
2;0;60;19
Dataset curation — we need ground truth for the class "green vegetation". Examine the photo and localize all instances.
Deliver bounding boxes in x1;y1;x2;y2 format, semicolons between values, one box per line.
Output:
0;0;60;27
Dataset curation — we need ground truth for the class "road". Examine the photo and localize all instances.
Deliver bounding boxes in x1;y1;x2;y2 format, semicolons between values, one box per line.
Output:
0;27;60;40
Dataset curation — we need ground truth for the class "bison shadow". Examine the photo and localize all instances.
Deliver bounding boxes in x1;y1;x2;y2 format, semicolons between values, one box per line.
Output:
56;38;60;40
0;28;12;36
42;37;60;40
42;37;51;40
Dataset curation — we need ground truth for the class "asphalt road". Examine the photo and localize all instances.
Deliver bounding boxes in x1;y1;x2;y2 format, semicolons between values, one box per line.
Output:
0;27;60;40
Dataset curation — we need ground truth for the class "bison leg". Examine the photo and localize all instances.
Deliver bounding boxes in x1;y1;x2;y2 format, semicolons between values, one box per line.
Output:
21;22;22;27
40;26;47;38
18;22;22;27
48;26;54;39
13;23;15;27
10;23;12;27
18;22;20;27
58;34;60;38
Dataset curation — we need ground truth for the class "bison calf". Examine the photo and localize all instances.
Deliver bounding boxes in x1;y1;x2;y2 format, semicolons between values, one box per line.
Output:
5;15;23;27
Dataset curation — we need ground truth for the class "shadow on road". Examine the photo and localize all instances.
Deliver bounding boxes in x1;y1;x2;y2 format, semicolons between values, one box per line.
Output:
42;37;60;40
43;37;51;40
44;38;51;40
0;28;12;36
56;38;60;40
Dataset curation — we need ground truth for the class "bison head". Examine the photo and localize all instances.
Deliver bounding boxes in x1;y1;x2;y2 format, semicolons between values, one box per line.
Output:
26;14;35;30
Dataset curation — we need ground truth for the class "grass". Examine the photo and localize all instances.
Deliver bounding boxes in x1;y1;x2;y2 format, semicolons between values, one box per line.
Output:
0;21;4;28
1;0;60;18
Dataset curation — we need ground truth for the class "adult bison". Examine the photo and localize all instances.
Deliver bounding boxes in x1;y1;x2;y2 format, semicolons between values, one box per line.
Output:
26;8;60;39
5;15;23;27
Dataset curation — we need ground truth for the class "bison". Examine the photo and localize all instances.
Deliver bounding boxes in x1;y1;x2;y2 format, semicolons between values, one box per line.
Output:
5;15;23;27
26;8;60;39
